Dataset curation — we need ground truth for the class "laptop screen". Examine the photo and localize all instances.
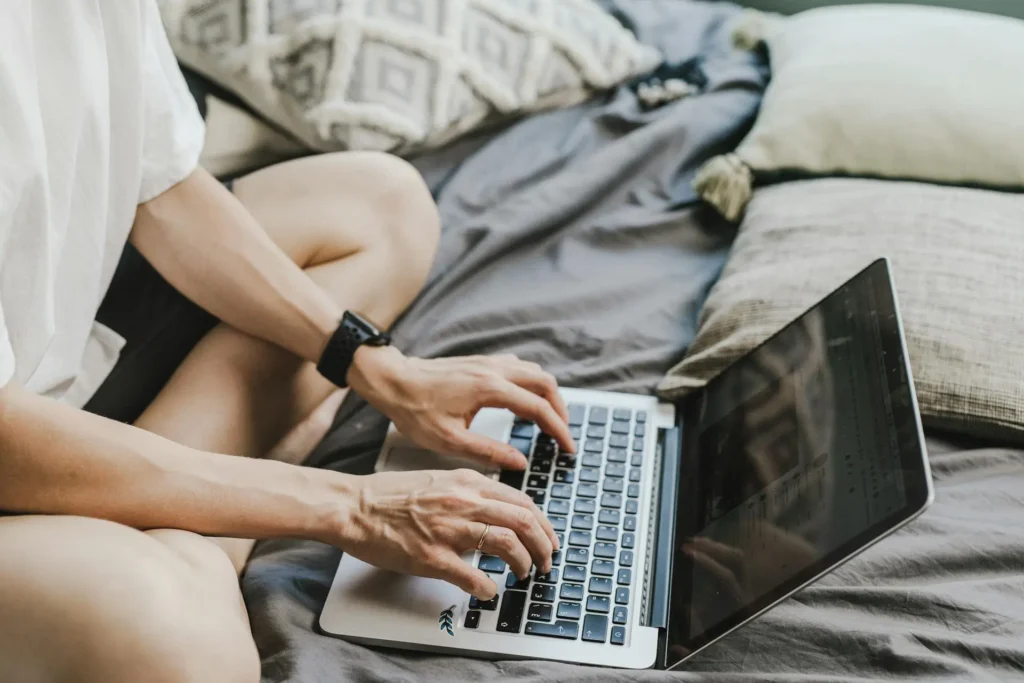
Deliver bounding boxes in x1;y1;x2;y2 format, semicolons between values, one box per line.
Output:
664;259;930;668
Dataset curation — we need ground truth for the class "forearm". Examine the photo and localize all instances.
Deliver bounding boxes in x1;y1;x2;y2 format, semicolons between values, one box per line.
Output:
0;384;353;542
131;168;339;363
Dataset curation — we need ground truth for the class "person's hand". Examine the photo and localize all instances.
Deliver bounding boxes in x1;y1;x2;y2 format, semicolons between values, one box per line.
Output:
348;346;576;469
336;468;559;599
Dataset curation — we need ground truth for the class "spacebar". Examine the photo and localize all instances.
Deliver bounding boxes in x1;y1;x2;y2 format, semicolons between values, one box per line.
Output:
524;620;579;640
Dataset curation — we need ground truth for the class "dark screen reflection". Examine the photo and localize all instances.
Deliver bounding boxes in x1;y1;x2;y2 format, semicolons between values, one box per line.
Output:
666;270;911;664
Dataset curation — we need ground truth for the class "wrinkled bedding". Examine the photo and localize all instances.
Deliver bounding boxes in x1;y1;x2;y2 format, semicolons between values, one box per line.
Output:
241;2;1024;681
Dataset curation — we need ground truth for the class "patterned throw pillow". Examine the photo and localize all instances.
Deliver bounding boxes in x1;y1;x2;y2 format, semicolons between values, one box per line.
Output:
158;0;661;154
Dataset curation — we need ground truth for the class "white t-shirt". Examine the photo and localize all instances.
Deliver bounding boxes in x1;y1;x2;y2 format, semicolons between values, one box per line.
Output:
0;1;205;407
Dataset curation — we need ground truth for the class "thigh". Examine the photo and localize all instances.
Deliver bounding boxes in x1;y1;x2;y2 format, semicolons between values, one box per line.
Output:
0;516;257;683
132;151;439;459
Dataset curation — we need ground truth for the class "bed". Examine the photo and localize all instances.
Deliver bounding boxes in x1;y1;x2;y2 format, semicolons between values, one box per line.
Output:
237;2;1024;680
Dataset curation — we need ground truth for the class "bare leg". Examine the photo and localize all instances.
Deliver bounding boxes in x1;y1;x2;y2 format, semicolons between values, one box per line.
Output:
0;516;259;683
134;151;441;570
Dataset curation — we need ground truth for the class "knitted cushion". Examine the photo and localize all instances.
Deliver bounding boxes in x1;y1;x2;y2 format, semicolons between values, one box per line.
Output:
659;179;1024;443
157;0;660;154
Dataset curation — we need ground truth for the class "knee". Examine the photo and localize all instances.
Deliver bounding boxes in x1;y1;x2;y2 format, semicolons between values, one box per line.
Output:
327;151;441;286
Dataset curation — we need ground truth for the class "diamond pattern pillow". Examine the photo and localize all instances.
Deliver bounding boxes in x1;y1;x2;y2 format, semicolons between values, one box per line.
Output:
157;0;661;154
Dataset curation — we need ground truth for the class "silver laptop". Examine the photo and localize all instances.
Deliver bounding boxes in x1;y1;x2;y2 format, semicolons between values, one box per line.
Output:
319;258;933;670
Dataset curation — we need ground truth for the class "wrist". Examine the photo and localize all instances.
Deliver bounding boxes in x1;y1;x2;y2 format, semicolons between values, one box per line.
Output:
309;470;367;546
347;345;407;399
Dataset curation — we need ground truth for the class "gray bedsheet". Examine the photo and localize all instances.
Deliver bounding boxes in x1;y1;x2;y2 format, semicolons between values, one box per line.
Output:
242;2;1024;681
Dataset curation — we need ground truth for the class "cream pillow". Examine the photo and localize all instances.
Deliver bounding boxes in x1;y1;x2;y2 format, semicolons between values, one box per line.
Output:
158;0;660;155
694;4;1024;221
659;179;1024;442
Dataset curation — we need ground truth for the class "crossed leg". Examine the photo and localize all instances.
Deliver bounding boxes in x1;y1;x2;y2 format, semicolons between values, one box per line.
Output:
0;152;440;683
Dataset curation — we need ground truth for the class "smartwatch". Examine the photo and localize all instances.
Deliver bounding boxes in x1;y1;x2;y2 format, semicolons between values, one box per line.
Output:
316;311;392;388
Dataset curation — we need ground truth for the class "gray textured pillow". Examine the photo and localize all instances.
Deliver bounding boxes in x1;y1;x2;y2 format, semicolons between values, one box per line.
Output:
158;0;660;154
659;179;1024;442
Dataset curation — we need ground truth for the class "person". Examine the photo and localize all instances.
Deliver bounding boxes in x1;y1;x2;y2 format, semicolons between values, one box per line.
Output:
0;3;573;681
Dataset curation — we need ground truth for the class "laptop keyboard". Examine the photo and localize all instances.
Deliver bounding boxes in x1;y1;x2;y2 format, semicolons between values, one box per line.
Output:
463;402;647;646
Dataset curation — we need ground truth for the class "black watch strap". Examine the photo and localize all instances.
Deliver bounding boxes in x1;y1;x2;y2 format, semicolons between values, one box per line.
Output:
316;311;391;388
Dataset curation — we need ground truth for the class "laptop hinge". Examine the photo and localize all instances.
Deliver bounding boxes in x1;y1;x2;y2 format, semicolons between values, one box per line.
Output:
641;425;680;629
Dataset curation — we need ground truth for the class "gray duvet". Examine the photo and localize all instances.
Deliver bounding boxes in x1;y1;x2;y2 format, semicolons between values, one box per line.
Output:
242;2;1024;680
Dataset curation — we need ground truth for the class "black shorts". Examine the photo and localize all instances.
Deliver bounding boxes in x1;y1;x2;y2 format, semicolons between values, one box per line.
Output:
81;179;237;423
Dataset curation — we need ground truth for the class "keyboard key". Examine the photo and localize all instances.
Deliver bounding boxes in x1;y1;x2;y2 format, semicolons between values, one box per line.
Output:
584;440;604;454
551;484;572;500
622;533;635;550
582;614;609;643
479;555;506;573
557;601;582;620
636;410;647;424
569;425;582;441
563;565;587;582
530;459;552;474
531;584;556;602
624;516;637;532
592;559;615;576
559;583;584;601
588;407;608;425
499;469;525;491
586;595;611;614
594;542;616;559
556;455;576;469
579;468;600;483
568;531;592;547
629;468;642;482
470;595;499;610
596;525;618;542
615;587;630;605
609;434;628;449
511;422;536;439
465;610;481;628
535;568;559;584
552;551;563;567
619;551;634;567
548;500;569;516
571;514;594;530
627;484;640;499
610;420;630;435
588;577;613;595
612;605;628;625
527;490;545;506
617;568;632;585
507;573;530;590
625;500;639;515
605;462;626;478
630;453;643;467
581;453;602;468
574;498;596;514
601;493;623;509
632;438;644;452
548;516;567;532
599;509;621;525
527;474;549;489
586;424;606;439
612;408;632;421
555;533;564;547
534;440;556;458
553;469;574;484
603;479;624;493
634;423;646;438
611;625;626;645
528;603;553;622
524;620;578;640
568;404;586;426
607;449;627;464
576;483;598;499
566;548;589;565
510;438;533;457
